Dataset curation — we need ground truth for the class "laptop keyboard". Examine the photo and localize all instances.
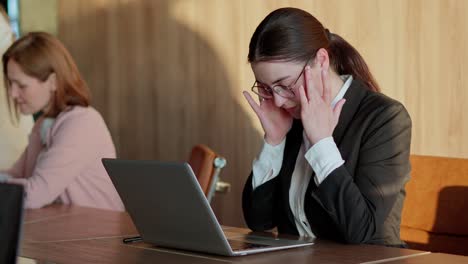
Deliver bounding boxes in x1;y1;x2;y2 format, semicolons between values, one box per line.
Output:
228;239;270;251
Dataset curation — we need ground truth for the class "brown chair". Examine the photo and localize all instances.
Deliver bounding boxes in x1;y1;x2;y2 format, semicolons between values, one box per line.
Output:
401;155;468;255
188;144;229;203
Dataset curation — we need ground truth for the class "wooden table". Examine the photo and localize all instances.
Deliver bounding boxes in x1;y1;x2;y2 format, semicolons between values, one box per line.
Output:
371;253;468;264
17;205;447;263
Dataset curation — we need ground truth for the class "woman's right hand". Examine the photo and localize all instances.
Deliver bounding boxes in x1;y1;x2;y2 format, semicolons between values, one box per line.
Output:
243;91;293;146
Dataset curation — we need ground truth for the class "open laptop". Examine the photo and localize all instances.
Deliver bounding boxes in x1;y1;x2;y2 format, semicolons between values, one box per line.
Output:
102;159;314;256
0;182;24;264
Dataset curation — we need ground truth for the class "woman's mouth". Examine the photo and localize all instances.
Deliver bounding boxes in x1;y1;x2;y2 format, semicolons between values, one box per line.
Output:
284;106;298;115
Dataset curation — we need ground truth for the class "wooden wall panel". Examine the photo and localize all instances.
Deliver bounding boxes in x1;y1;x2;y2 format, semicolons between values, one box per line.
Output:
57;0;468;227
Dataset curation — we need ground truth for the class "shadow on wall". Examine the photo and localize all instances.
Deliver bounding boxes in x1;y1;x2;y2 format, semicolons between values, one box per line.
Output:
407;186;468;256
58;0;261;227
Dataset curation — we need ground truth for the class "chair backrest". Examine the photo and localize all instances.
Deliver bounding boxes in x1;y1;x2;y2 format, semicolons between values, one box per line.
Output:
401;155;468;255
187;144;227;202
188;144;217;195
0;183;24;264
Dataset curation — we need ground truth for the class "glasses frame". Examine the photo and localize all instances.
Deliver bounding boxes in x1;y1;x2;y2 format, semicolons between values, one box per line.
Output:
251;58;311;99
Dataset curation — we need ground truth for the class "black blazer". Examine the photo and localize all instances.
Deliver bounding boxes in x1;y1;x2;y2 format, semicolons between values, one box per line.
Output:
242;79;412;246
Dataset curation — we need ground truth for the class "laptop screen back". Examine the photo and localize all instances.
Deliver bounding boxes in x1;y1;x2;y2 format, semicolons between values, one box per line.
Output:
102;159;231;255
0;183;24;264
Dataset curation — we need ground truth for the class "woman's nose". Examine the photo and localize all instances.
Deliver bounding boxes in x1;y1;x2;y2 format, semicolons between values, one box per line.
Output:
273;93;288;108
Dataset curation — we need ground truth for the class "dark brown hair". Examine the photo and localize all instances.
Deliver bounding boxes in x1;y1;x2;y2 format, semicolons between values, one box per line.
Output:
248;7;380;92
3;32;90;119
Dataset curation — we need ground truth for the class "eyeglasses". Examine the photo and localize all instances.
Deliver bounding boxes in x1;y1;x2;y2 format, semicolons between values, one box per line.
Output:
251;59;309;99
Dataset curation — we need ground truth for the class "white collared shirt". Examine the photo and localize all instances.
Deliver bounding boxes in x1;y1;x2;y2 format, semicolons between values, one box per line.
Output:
251;75;353;237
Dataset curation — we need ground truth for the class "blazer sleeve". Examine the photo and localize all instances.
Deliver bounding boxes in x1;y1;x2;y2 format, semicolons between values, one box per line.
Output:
242;172;280;231
7;112;105;208
311;103;412;243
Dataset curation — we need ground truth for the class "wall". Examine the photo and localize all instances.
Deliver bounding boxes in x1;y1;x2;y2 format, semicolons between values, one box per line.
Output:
20;0;57;34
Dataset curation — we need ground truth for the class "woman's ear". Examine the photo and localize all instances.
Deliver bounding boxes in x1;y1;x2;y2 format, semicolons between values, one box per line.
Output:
46;73;57;92
315;48;330;71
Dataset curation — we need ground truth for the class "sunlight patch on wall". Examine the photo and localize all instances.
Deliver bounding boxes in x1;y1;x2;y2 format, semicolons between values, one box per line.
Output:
170;0;263;134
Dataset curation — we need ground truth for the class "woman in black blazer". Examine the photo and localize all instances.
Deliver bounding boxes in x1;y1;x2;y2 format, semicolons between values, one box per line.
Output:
242;7;411;247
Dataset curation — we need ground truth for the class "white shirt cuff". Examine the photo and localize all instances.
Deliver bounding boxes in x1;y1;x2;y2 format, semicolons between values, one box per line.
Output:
305;137;344;185
252;138;286;189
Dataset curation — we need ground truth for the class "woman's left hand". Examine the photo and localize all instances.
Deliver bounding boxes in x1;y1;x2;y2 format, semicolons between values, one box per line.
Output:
298;66;346;145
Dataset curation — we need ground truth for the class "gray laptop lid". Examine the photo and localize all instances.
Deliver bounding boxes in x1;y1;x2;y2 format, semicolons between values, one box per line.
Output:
102;159;233;255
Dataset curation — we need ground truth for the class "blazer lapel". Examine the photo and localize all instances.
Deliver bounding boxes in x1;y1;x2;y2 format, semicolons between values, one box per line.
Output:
332;79;369;146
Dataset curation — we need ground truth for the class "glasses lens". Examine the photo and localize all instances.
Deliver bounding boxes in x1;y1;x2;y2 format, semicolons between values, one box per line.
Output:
273;85;295;98
252;85;273;99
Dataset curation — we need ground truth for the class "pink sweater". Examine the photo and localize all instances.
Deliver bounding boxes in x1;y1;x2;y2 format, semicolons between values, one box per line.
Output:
2;106;124;211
